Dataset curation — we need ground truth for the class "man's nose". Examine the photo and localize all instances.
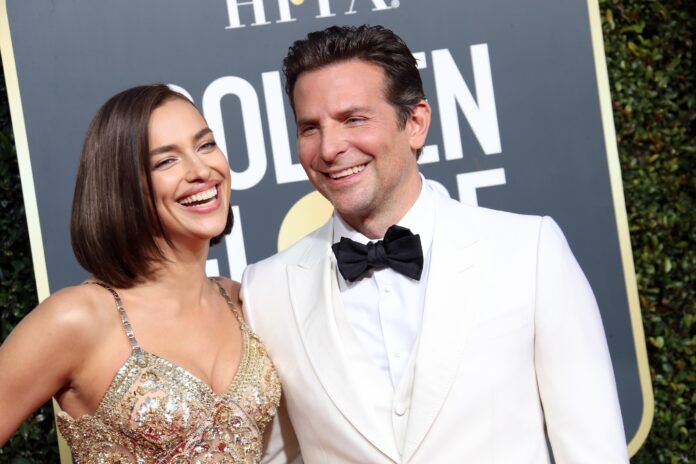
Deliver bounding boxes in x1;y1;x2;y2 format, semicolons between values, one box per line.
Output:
319;125;348;163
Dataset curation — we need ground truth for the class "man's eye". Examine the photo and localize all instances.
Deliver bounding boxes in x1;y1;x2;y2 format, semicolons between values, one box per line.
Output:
300;126;317;135
346;117;363;124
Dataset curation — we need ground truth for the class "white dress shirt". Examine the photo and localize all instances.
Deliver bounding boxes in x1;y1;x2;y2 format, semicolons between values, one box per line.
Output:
332;176;436;388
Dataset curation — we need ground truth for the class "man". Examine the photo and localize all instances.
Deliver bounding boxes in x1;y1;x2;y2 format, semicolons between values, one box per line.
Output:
241;25;628;463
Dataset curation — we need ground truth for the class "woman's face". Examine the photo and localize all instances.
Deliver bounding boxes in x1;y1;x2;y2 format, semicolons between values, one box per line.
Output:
147;97;231;248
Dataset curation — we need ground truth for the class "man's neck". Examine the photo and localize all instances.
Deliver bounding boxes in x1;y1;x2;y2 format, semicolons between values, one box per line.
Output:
343;214;403;240
341;176;423;239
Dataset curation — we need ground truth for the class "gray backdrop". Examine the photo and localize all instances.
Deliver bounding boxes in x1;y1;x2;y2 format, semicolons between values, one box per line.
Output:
3;0;649;449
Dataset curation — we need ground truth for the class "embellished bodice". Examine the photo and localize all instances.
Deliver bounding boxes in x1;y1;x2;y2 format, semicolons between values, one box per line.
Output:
56;280;281;463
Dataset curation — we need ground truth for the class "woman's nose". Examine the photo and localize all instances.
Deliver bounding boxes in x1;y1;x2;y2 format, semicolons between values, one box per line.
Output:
184;153;212;181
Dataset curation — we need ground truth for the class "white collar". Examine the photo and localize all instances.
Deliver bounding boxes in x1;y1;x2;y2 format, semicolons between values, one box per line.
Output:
332;174;436;256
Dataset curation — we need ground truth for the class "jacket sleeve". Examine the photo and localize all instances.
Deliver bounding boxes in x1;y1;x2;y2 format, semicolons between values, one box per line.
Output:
241;265;303;464
533;217;629;463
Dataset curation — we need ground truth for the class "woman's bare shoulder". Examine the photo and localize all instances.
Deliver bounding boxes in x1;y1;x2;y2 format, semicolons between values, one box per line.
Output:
26;282;117;343
0;282;119;387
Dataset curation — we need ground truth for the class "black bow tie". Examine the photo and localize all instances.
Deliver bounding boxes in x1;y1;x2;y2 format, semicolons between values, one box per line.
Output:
332;225;424;282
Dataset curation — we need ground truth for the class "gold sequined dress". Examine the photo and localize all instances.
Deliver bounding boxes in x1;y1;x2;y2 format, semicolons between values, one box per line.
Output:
56;279;281;464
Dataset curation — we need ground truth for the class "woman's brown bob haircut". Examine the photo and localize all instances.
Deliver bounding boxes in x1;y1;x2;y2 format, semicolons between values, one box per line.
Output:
70;84;233;288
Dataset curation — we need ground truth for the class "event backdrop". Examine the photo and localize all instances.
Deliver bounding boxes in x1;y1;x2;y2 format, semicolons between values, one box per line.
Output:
0;0;652;460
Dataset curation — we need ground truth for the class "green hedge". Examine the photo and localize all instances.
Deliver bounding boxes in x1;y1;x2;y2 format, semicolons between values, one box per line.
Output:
0;69;59;462
601;0;695;462
0;0;693;461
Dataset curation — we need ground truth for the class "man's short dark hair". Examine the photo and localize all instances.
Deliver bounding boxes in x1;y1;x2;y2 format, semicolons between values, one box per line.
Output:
70;84;232;288
283;24;425;132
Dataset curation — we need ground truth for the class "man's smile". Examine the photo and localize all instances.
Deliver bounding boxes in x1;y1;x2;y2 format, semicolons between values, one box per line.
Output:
327;163;367;180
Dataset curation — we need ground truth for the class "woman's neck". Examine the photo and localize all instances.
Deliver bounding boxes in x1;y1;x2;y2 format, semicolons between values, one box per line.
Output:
126;240;214;313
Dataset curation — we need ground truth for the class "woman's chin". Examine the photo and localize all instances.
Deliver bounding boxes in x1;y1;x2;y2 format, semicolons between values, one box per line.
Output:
159;226;226;251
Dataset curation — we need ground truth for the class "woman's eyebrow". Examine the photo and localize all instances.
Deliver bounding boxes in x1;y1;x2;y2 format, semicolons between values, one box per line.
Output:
193;127;212;141
150;128;212;156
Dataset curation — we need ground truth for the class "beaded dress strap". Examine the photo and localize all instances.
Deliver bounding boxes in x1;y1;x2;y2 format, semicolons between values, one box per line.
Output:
87;281;142;354
210;277;245;325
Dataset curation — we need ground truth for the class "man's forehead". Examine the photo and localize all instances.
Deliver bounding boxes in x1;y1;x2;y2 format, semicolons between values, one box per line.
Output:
293;61;388;106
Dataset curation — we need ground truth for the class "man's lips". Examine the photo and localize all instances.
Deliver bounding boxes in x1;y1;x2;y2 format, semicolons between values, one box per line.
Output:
326;163;367;180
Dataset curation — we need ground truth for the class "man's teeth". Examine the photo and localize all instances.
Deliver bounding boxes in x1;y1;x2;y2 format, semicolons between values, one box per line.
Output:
179;186;217;205
330;164;366;180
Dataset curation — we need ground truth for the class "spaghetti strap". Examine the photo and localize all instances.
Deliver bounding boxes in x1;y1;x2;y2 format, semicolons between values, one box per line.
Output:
210;277;245;325
86;281;142;354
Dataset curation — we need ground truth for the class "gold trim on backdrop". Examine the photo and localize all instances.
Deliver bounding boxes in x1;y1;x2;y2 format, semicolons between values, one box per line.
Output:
587;0;654;456
0;1;72;462
0;1;49;300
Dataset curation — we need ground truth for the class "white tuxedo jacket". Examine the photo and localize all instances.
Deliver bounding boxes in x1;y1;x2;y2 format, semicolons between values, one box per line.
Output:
241;194;628;463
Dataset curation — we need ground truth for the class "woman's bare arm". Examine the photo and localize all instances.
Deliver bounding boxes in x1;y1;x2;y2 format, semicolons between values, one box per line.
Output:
0;287;97;445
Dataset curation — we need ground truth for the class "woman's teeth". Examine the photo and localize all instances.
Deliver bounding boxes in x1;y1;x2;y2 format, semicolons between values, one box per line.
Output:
330;164;366;179
179;186;217;206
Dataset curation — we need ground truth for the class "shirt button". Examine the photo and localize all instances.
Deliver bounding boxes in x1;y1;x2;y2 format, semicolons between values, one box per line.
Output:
383;285;393;293
394;350;404;359
394;403;407;416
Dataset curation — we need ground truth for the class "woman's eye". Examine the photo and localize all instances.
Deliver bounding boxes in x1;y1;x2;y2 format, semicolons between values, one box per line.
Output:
153;158;175;169
199;141;217;152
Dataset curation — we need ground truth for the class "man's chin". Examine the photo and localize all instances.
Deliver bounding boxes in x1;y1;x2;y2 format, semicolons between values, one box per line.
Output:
332;202;373;223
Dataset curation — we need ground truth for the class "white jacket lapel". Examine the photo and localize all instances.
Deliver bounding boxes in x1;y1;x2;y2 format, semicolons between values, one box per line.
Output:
402;199;488;461
286;220;400;462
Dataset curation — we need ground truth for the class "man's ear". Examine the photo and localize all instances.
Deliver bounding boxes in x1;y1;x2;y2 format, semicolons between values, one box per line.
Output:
407;99;431;152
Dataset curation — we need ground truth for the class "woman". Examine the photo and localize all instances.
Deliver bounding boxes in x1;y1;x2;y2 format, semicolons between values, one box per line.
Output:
0;84;281;462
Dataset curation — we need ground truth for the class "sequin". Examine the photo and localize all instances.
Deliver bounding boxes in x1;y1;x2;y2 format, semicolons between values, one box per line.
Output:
56;279;281;464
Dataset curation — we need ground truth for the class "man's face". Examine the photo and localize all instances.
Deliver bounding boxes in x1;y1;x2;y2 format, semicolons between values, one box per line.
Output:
293;59;429;234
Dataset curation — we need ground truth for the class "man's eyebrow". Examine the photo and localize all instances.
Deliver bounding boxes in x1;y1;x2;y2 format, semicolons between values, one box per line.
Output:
338;106;370;116
295;116;315;128
150;128;212;156
296;107;371;127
